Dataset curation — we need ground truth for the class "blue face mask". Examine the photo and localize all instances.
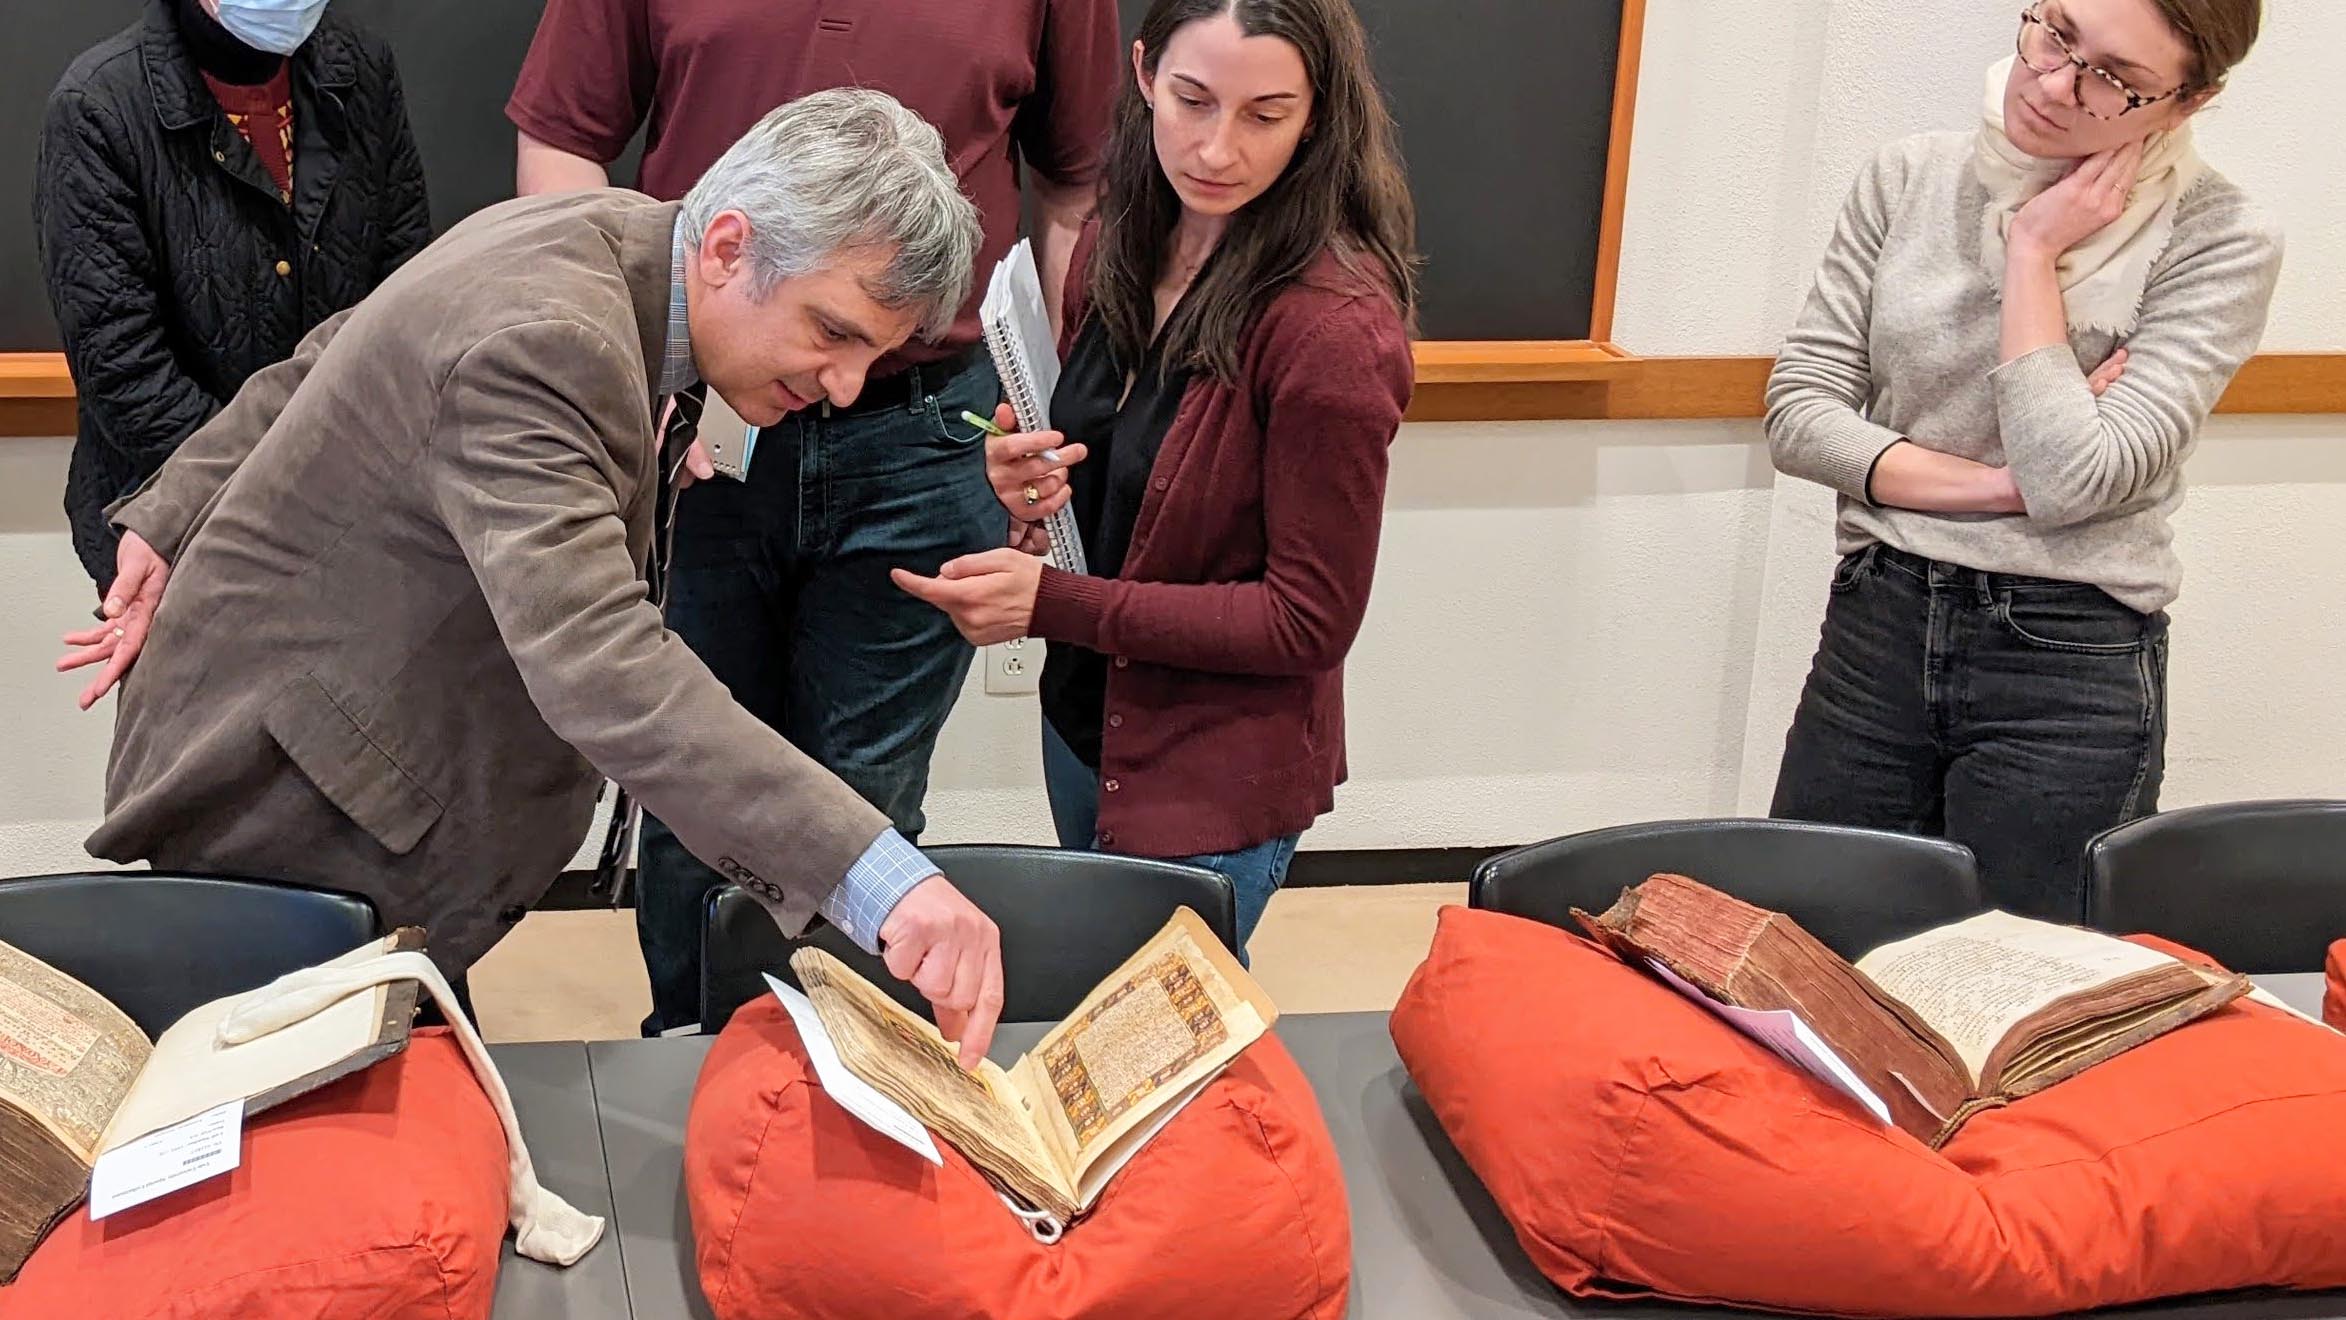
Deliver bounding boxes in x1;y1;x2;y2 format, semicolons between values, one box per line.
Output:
212;0;330;56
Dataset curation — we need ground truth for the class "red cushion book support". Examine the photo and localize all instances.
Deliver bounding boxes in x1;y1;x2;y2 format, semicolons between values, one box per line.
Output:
2325;938;2344;1031
1392;905;2346;1318
684;995;1350;1320
2;1028;510;1320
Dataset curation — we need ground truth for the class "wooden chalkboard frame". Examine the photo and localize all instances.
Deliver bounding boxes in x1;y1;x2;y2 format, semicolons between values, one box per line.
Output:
6;0;2340;432
1391;0;2344;420
1402;0;1649;419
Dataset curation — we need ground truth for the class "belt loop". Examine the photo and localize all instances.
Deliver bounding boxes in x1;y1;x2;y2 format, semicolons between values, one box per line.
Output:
904;363;925;415
1975;569;1995;607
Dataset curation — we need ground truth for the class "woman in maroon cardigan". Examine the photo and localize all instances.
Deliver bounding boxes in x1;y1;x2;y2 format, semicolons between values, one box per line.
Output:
895;0;1416;957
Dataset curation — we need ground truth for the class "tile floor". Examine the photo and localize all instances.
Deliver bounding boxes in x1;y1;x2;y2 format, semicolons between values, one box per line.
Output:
467;882;1465;1043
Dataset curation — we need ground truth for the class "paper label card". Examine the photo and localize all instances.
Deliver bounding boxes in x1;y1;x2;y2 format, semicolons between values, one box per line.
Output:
765;974;942;1166
89;1098;243;1219
1646;958;1893;1125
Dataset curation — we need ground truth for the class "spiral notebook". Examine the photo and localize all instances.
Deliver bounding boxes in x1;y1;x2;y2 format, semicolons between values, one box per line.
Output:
980;241;1086;575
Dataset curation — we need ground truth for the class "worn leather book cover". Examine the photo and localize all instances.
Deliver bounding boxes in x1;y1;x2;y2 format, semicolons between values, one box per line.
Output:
1577;875;2246;1148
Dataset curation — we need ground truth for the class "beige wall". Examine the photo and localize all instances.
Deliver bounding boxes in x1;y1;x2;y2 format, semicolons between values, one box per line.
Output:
1;0;2338;877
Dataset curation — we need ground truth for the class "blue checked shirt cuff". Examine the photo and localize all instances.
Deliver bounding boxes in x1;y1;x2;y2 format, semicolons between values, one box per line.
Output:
819;829;934;954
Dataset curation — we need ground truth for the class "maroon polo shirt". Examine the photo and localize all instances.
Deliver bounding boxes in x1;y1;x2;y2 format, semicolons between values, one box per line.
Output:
506;0;1119;368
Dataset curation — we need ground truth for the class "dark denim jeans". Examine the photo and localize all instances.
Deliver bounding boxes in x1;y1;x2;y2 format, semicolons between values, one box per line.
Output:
1040;718;1298;964
1771;543;2168;922
636;355;1004;1034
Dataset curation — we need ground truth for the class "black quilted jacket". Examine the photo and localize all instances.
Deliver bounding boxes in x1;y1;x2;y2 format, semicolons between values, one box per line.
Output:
34;0;429;590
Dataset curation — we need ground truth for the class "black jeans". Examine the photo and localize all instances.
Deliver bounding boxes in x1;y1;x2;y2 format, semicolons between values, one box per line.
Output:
635;354;1005;1034
1771;543;2168;921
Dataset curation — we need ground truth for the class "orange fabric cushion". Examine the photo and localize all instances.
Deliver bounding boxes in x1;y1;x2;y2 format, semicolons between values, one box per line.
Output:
1391;906;2346;1318
2;1029;510;1320
685;996;1349;1320
2328;939;2345;1031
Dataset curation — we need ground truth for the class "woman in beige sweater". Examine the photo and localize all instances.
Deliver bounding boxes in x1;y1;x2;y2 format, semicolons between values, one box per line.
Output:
1766;0;2282;919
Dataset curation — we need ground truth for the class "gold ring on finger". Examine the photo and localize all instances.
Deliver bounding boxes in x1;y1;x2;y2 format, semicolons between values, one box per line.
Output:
1023;483;1041;506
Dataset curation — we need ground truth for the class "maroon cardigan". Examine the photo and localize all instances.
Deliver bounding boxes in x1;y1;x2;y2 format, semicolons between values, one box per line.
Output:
1030;227;1415;857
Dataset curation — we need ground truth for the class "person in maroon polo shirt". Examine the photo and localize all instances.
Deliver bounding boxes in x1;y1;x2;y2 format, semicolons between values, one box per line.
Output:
896;0;1418;961
504;0;1120;1035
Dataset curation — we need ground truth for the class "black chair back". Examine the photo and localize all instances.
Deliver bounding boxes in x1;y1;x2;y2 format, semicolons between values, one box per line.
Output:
0;871;381;1038
700;844;1239;1033
2085;800;2346;973
1470;818;1986;960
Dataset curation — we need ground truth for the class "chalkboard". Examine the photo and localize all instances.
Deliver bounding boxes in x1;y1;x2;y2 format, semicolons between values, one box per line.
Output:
1110;0;1620;341
2;0;1619;350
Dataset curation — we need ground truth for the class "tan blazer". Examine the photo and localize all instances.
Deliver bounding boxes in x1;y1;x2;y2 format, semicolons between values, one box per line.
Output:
88;190;890;975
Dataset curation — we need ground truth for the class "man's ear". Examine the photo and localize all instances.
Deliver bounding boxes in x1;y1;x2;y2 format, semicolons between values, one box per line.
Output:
697;211;753;290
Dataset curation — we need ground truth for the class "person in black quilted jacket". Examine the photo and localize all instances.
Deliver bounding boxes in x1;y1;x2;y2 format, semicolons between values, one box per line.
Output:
35;0;429;593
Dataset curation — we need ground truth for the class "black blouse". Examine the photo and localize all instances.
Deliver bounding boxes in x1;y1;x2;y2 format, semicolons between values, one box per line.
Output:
1038;314;1193;768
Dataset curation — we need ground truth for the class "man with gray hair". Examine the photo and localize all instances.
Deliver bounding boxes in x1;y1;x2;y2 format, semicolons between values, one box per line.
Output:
509;0;1118;1037
63;90;1009;1066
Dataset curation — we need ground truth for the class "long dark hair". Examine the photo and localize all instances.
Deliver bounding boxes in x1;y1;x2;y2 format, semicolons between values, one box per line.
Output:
1090;0;1418;381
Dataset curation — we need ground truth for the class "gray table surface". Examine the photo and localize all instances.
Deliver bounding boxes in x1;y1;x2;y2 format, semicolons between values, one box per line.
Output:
2261;971;2323;1020
566;974;2337;1320
489;1041;630;1320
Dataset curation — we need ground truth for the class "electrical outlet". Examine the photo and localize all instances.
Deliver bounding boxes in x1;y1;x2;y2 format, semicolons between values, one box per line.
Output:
984;637;1040;695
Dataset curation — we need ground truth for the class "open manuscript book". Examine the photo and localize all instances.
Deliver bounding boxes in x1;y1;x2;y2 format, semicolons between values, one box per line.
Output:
1576;874;2249;1148
791;908;1275;1226
0;931;421;1280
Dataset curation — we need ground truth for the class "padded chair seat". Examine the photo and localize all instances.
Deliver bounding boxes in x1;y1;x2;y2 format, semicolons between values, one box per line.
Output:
700;846;1237;1032
2086;801;2346;973
1471;820;1983;960
0;872;377;1038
